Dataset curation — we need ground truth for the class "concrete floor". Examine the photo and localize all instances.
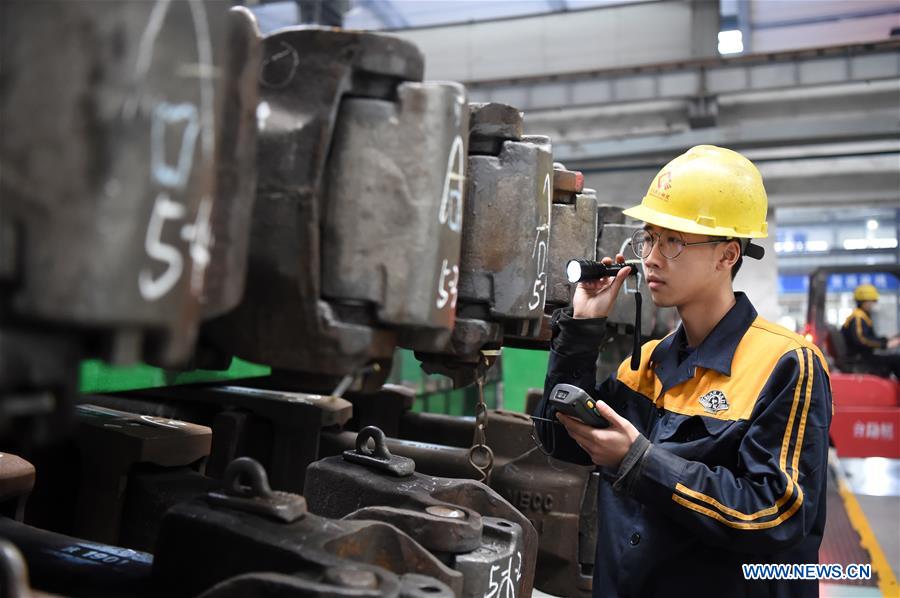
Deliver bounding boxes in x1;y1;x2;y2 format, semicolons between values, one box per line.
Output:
856;495;900;581
840;457;900;596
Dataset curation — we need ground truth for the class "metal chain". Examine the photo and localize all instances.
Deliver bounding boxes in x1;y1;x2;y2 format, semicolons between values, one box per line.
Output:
467;355;494;483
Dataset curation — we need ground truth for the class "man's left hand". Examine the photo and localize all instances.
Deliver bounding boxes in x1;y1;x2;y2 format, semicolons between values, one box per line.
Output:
557;400;640;468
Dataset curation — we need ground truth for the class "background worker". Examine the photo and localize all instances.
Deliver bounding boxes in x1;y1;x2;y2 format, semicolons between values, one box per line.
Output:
842;283;900;378
534;145;833;597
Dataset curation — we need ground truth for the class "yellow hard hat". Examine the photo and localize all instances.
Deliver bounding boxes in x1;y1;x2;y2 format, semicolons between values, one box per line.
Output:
854;284;880;302
623;145;768;239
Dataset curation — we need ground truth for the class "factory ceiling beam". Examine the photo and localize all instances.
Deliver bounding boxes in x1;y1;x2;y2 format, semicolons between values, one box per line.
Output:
553;113;900;162
467;41;900;112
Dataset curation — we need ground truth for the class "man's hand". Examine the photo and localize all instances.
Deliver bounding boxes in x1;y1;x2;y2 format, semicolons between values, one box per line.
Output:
888;335;900;350
573;253;632;319
557;399;640;468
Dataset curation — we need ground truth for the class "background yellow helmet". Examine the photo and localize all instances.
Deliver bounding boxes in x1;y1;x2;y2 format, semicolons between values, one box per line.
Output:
853;284;880;302
623;145;768;239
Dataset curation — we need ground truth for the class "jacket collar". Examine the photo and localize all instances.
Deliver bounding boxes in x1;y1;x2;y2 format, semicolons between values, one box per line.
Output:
650;292;758;388
852;307;873;325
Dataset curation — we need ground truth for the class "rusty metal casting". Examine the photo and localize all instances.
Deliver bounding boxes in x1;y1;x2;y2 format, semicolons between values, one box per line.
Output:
322;82;469;353
71;404;212;545
504;163;600;349
458;107;553;335
153;456;459;598
545;164;599;309
202;26;426;381
307;426;538;598
0;3;261;454
201;7;262;320
0;2;257;366
119;383;353;494
343;426;416;476
195;571;454;598
207;457;307;523
326;411;598;597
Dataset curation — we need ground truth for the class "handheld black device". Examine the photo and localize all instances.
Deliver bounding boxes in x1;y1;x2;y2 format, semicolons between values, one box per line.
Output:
549;383;610;428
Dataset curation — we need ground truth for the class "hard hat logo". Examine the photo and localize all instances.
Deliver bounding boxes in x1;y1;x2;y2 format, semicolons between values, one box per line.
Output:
657;171;672;191
649;171;673;201
622;145;769;246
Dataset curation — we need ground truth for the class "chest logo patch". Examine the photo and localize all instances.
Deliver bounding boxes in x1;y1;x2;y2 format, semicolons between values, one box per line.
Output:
699;390;729;414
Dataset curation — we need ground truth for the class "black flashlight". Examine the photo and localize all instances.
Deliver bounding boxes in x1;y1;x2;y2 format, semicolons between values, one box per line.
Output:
565;259;639;283
565;258;643;371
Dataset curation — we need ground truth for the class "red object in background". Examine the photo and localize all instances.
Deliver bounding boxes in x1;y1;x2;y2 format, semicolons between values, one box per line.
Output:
831;373;899;408
829;373;900;458
830;406;900;458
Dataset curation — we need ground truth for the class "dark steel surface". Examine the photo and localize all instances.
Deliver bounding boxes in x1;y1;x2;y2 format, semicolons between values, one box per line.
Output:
72;403;212;545
322;431;476;479
0;1;238;366
322;83;468;353
452;516;527;598
133;384;352;493
331;411;599;597
458;133;553;325
342;427;416;477
195;571;455;598
505;163;600;350
468;103;523;154
307;450;482;555
492;449;596;597
400;411;476;448
118;467;215;553
202;27;425;379
307;427;539;598
201;7;262;320
415;103;555;385
546;170;598;308
153;457;459;598
415;322;503;388
0;3;261;457
0;330;81;448
207;457;307;523
342;384;415;437
0;517;153;598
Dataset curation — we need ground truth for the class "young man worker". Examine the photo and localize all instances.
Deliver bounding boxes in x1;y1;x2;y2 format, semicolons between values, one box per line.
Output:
535;145;833;597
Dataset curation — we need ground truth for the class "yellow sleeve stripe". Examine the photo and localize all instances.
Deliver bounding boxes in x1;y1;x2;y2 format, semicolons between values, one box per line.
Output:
792;349;814;479
855;315;883;348
674;481;793;521
671;348;811;524
672;488;804;530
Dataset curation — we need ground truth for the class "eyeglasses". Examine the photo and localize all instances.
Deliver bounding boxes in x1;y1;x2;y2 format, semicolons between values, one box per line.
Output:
631;229;727;260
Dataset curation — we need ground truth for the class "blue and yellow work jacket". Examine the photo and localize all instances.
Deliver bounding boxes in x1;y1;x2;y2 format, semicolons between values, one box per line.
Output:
535;293;832;598
841;307;887;357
